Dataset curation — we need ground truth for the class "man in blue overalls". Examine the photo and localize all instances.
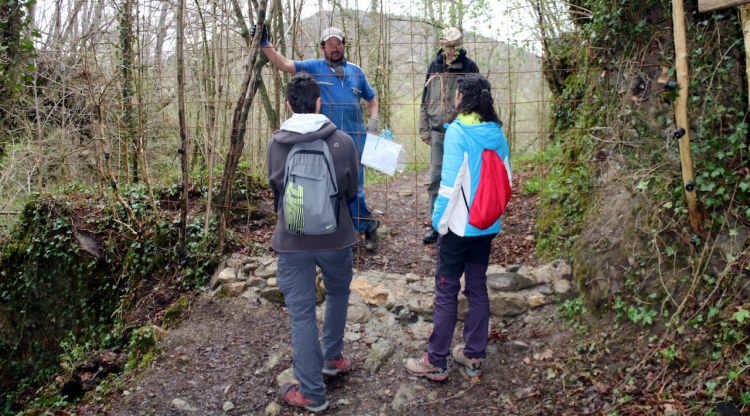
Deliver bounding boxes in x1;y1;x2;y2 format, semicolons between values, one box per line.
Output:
258;26;381;251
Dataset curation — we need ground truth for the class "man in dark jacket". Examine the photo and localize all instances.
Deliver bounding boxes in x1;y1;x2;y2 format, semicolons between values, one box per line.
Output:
419;27;479;244
267;72;358;413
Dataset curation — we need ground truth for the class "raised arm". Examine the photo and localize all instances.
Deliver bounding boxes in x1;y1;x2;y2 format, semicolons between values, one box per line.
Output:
261;45;296;74
253;24;296;74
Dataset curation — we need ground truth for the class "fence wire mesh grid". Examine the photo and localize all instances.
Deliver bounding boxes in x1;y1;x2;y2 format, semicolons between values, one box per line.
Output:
1;1;578;273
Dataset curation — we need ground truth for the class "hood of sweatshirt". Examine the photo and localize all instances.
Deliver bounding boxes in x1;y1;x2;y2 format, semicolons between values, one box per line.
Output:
452;118;504;150
273;113;337;144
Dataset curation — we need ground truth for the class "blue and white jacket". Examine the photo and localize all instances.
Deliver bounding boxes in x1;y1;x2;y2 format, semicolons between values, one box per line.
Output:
432;116;511;237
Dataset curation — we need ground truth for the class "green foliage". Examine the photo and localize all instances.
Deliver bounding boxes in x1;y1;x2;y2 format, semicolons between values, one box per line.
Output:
125;326;159;371
659;344;679;362
577;0;669;60
681;13;748;229
0;198;108;396
561;296;587;320
560;296;588;333
535;135;597;259
732;308;750;324
542;3;750;413
521;175;543;195
626;305;657;326
162;296;190;329
0;0;38;153
0;187;223;410
513;153;544;195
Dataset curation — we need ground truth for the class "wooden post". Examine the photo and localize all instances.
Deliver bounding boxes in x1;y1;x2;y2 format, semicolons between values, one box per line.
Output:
672;0;701;233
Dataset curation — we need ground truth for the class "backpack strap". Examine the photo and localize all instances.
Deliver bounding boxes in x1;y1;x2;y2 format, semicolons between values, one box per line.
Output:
320;132;341;200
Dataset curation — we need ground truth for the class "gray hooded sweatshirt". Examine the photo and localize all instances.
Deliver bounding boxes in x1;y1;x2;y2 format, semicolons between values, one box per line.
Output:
266;113;359;252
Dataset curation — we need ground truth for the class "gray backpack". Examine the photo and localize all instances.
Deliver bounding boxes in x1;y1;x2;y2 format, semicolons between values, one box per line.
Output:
282;139;340;235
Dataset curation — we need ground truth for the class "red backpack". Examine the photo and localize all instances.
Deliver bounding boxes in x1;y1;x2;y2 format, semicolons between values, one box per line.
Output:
463;149;512;230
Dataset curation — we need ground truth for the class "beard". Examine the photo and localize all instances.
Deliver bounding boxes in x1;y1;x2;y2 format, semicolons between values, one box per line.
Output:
324;50;344;62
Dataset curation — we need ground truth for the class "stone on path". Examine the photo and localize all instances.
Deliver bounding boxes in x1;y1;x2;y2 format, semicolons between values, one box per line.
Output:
260;287;284;304
222;401;235;412
171;398;197;412
391;383;427;411
255;352;283;376
276;367;298;387
486;271;537;291
351;278;390;306
264;402;281;416
222;281;247;297
364;340;394;373
347;302;372;323
553;279;573;295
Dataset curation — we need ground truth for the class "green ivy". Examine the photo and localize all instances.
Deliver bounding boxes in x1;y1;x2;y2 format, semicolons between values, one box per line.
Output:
0;187;223;411
544;4;750;412
0;0;38;155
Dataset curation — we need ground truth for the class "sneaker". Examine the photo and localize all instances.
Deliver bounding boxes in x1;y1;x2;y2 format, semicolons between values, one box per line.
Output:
422;229;438;244
279;383;329;413
363;221;379;251
452;344;482;378
322;355;352;376
405;354;448;381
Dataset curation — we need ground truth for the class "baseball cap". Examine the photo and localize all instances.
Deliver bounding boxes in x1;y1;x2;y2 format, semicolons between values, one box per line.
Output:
439;27;462;45
320;27;345;43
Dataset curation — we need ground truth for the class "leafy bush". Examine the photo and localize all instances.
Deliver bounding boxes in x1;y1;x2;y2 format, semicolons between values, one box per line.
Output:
0;186;225;411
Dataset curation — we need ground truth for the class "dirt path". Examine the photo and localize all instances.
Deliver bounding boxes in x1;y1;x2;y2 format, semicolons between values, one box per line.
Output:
94;296;576;416
92;169;577;416
354;168;539;276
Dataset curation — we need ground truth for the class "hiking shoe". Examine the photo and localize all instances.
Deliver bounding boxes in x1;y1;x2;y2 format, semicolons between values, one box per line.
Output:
279;383;329;413
322;355;352;376
452;344;482;378
363;221;379;251
422;229;438;244
405;354;448;381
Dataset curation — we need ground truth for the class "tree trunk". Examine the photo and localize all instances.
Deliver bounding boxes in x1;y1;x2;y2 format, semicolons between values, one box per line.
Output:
217;0;269;250
232;0;278;127
119;0;137;182
741;4;750;112
205;0;221;234
0;0;24;155
154;0;170;93
177;0;189;256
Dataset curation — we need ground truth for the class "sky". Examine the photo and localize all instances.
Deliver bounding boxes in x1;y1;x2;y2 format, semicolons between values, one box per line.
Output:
32;0;547;54
293;0;542;52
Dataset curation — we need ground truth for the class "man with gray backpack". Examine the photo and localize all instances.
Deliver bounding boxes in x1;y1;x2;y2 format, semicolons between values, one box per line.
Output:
266;72;359;413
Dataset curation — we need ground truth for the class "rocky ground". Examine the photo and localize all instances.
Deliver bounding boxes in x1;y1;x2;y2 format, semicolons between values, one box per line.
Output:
78;169;612;416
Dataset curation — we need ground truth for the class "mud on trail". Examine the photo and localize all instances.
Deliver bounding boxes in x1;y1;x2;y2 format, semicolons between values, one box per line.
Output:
86;169;602;415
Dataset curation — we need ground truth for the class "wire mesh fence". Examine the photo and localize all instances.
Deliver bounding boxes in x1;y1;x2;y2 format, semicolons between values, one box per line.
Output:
1;1;561;269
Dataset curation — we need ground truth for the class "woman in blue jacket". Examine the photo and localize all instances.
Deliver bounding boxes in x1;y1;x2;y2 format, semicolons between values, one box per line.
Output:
406;74;510;381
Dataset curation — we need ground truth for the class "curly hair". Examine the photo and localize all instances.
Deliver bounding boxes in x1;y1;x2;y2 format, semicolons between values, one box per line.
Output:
455;74;501;125
287;72;320;113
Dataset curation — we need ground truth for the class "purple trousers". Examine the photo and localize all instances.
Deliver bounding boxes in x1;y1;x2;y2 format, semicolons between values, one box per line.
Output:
427;231;495;368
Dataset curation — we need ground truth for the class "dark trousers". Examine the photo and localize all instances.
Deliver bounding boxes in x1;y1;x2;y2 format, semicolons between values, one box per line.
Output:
427;130;445;211
427;231;495;368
